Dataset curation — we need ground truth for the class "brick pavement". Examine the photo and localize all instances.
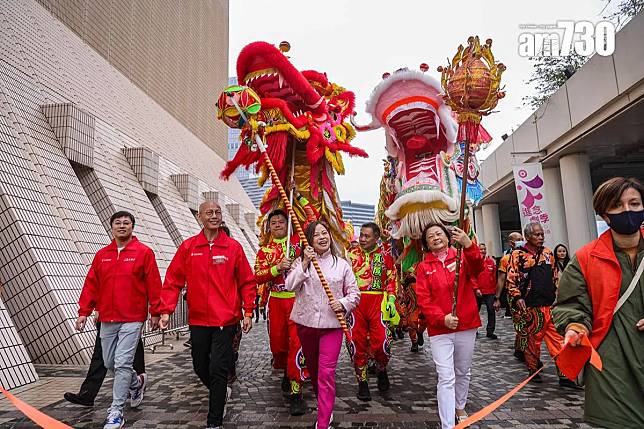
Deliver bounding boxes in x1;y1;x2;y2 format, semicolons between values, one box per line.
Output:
0;315;593;428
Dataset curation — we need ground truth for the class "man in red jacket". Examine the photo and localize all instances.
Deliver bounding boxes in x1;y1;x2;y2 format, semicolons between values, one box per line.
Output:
159;200;256;429
348;222;397;401
254;209;307;415
76;211;162;429
474;243;498;339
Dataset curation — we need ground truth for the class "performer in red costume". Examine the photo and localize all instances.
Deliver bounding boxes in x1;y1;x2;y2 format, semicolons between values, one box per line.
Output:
254;209;308;415
348;222;397;401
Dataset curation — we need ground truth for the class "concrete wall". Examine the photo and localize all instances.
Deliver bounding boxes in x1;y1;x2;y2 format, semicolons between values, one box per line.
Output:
35;0;231;159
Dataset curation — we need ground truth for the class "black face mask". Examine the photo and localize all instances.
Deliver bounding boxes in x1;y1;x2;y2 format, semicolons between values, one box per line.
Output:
606;210;644;235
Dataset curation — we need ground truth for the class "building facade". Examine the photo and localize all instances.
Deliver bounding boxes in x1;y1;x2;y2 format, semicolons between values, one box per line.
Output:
34;0;230;159
0;0;258;390
341;200;376;231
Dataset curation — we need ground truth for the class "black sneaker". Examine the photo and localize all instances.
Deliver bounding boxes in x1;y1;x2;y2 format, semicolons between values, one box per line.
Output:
417;332;424;347
529;371;543;383
377;371;391;393
486;333;498;340
410;343;419;353
289;393;307;416
281;375;290;395
559;378;583;390
357;381;371;401
513;350;525;362
64;392;94;407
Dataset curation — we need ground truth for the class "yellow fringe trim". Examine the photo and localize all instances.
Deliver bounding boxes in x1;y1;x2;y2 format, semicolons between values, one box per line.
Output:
325;149;345;175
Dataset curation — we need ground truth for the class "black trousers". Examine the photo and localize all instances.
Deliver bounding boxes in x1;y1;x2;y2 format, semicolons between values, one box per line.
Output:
190;325;236;427
78;321;146;400
477;294;497;335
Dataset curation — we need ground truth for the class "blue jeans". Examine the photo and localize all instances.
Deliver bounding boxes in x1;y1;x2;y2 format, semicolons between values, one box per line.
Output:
100;322;143;414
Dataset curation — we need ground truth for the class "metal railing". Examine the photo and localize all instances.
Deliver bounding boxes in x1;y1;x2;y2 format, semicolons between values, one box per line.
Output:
142;289;189;353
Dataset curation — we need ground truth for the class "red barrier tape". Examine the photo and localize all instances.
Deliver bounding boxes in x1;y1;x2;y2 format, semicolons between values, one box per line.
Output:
453;366;545;429
0;386;74;428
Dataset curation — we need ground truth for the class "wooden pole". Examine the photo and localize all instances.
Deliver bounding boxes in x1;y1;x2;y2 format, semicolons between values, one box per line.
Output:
285;142;296;258
452;132;474;316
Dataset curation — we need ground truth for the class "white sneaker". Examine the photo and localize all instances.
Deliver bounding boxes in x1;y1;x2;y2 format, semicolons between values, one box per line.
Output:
456;410;469;424
103;411;125;429
222;386;232;419
130;373;147;408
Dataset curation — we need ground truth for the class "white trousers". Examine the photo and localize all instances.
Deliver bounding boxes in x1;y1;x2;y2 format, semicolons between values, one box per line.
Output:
429;328;477;429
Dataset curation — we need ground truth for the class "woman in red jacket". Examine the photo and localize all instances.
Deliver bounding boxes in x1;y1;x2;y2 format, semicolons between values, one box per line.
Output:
415;223;483;429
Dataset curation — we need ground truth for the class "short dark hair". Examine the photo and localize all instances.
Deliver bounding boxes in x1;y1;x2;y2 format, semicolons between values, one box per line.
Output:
361;222;381;238
267;209;288;223
420;223;452;252
110;211;135;227
592;177;644;216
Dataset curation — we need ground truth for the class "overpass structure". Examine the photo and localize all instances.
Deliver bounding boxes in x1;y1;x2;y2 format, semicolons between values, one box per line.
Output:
476;12;644;256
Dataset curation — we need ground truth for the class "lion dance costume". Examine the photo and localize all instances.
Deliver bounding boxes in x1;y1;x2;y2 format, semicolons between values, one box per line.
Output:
354;66;489;349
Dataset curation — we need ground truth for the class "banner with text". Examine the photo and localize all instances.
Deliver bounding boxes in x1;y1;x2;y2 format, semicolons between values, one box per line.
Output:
513;163;554;248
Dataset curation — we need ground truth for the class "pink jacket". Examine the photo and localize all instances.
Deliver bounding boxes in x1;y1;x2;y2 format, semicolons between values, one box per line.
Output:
285;251;360;329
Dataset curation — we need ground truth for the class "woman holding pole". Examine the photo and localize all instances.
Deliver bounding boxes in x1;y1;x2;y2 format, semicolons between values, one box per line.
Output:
415;223;483;428
285;221;360;429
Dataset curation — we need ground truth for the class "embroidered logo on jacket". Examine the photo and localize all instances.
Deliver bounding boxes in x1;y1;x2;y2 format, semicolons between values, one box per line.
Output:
212;255;228;264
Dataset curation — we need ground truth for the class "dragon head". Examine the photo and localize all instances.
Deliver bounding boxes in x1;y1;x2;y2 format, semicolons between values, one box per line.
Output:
355;68;460;238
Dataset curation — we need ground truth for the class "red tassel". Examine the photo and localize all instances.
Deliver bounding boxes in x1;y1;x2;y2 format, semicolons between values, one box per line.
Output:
220;144;260;180
266;132;288;174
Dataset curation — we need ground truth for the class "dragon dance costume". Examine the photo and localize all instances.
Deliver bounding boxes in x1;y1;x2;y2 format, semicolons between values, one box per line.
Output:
396;274;427;350
347;245;397;382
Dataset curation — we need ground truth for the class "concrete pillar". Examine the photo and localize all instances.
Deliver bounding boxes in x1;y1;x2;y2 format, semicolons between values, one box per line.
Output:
543;166;569;249
474;207;485;244
481;203;502;257
560;153;597;253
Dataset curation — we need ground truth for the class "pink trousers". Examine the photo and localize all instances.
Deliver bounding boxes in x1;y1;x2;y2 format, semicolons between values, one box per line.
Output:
296;325;343;429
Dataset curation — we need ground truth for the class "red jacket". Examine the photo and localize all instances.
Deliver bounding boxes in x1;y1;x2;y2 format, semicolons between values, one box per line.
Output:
474;256;497;295
160;230;256;327
575;228;644;349
416;245;484;336
78;237;162;322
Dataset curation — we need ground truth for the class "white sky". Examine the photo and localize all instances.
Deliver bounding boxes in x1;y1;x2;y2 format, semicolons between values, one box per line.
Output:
229;0;616;206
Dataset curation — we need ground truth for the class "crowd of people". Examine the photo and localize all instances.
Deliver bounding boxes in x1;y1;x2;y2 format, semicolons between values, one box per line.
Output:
67;176;644;429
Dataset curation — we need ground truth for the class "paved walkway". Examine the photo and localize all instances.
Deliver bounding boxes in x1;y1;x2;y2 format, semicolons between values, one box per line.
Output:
0;315;592;428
